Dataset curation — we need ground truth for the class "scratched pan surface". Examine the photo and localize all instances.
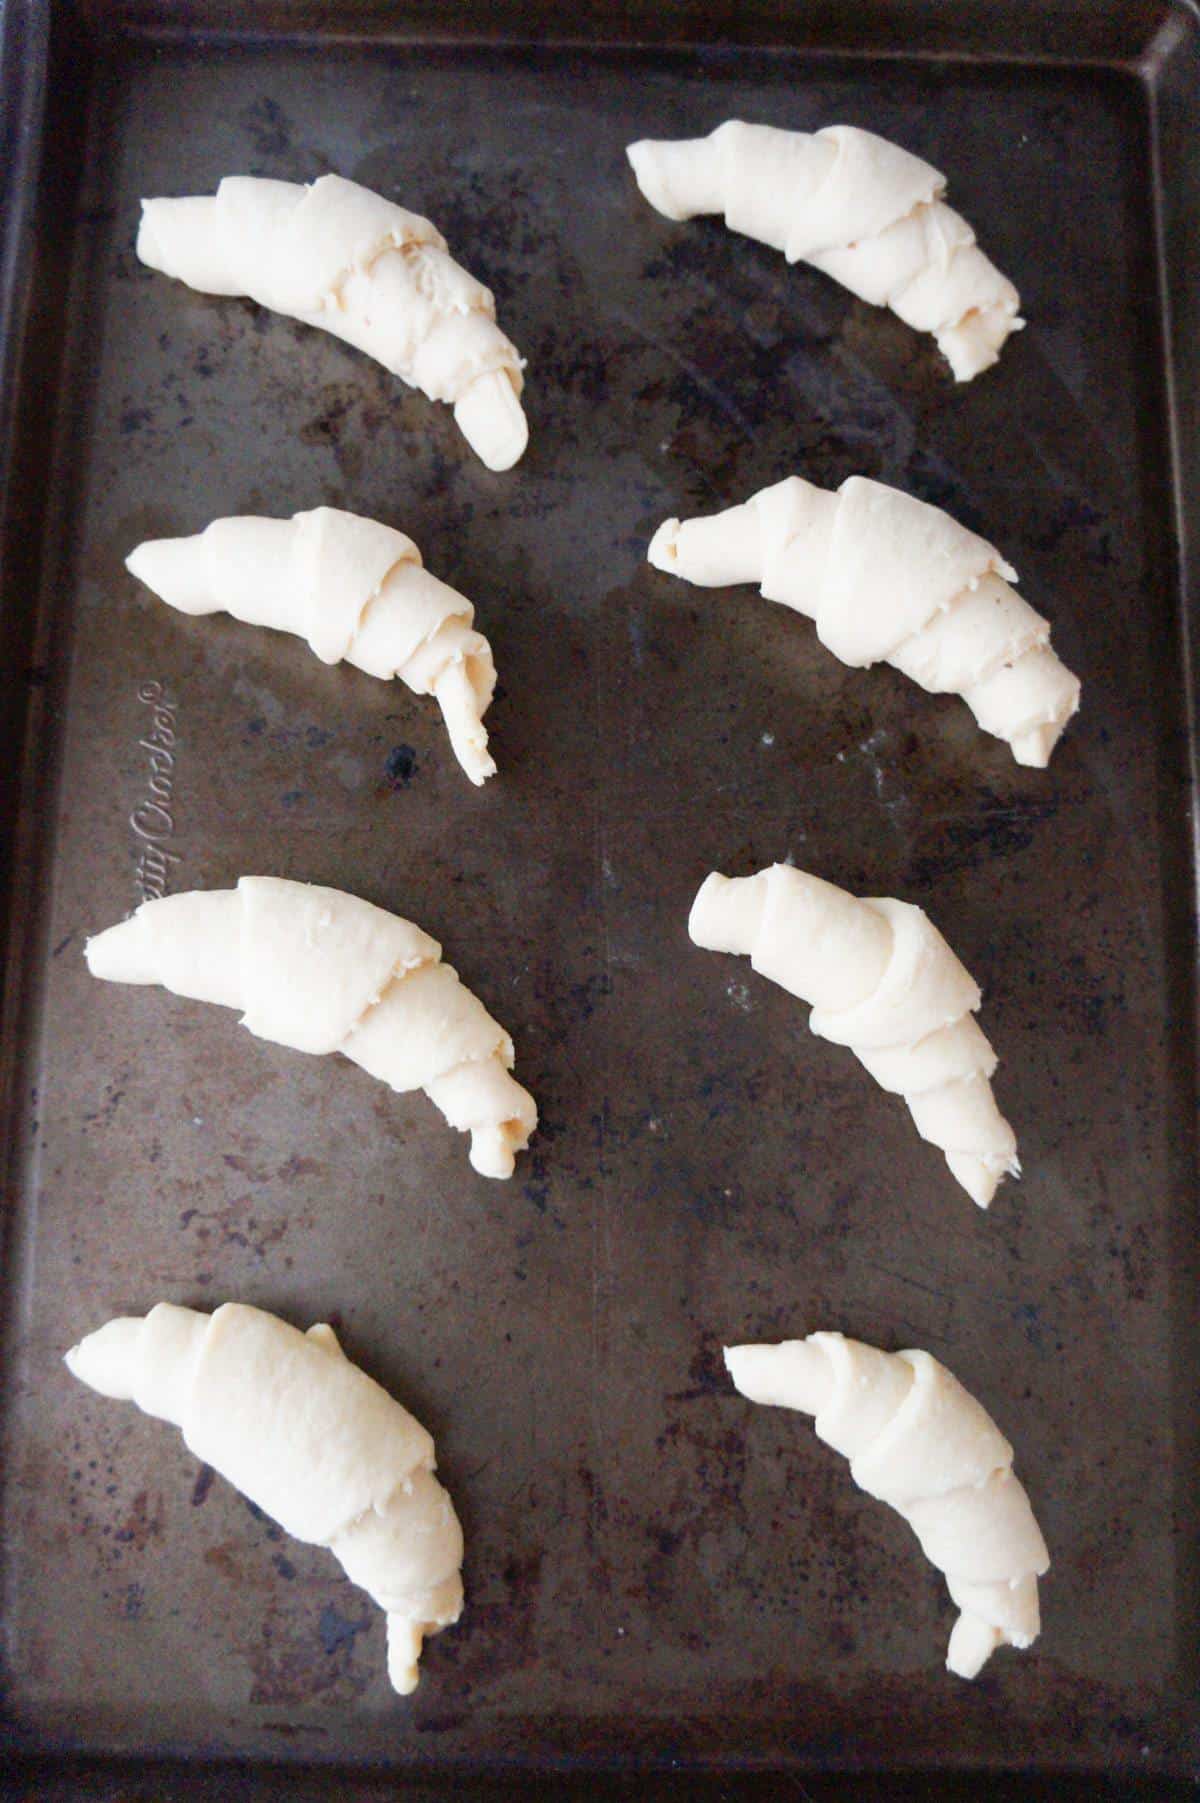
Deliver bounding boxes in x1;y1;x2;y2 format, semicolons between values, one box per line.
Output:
0;0;1196;1790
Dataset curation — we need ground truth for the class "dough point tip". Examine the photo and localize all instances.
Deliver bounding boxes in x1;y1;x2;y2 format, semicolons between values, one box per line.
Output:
646;519;681;571
725;1339;832;1416
944;1149;1015;1209
84;915;154;984
946;1612;1003;1679
688;871;766;955
126;535;213;615
65;1317;143;1402
453;370;527;472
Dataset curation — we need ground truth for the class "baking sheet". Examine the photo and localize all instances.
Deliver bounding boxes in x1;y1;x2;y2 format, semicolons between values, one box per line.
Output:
0;0;1197;1787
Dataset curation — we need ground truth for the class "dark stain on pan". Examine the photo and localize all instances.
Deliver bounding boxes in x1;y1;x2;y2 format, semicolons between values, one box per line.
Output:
120;1581;144;1620
430;1547;544;1692
905;789;1064;886
190;1465;215;1508
112;1490;164;1552
242;96;295;161
384;742;418;788
316;1603;371;1657
245;1599;373;1708
179;1197;289;1262
204;1540;264;1589
665;1334;729;1404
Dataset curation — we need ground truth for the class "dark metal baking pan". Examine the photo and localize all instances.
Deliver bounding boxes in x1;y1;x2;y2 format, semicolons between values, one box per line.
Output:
0;0;1197;1794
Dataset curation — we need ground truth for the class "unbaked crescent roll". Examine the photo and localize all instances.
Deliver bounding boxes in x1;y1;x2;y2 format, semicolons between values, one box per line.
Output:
66;1302;464;1694
690;865;1017;1207
138;173;527;470
86;877;537;1179
726;1331;1049;1678
649;474;1080;768
627;121;1021;380
128;506;497;786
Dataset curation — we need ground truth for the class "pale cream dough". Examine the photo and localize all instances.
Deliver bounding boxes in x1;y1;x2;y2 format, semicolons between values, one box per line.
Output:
66;1301;463;1694
85;876;537;1179
649;473;1080;768
128;506;498;786
726;1331;1049;1678
690;865;1018;1207
627;121;1021;380
138;173;527;469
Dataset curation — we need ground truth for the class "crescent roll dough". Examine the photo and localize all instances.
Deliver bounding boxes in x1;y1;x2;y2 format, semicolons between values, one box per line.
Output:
627;121;1021;380
127;506;497;786
726;1331;1049;1678
690;865;1018;1207
85;877;537;1179
649;474;1080;768
66;1302;463;1694
137;173;527;470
